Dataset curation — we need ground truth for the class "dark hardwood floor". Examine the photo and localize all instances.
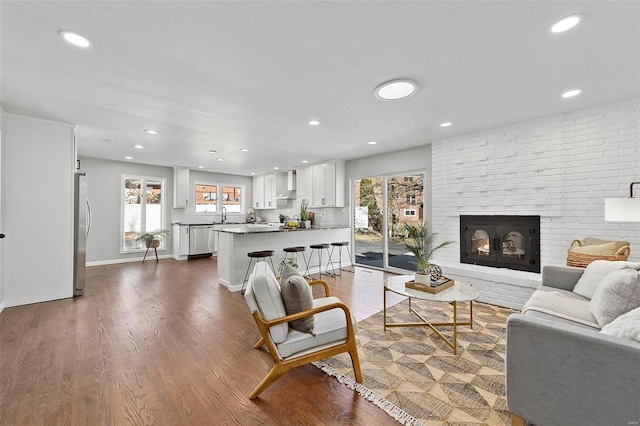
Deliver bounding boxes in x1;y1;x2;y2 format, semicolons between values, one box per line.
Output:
1;258;406;425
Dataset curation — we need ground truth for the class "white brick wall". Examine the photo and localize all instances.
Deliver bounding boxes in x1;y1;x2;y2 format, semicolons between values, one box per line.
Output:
430;98;640;308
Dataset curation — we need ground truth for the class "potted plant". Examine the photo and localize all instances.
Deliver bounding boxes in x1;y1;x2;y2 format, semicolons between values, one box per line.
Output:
134;229;170;249
299;201;311;229
402;223;452;284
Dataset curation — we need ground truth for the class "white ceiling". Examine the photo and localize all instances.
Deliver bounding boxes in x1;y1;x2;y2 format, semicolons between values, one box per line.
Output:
2;1;639;176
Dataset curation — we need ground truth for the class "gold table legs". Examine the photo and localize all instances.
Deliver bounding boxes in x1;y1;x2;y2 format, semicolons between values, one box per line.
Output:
383;288;474;355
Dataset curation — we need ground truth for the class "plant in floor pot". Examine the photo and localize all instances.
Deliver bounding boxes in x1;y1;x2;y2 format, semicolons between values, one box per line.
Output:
402;223;453;284
134;229;170;249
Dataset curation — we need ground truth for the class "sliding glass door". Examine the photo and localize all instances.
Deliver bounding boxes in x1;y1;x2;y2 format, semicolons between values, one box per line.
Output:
353;172;424;272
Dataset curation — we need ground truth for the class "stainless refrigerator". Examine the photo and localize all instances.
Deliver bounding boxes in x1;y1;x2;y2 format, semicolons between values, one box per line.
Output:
73;172;91;296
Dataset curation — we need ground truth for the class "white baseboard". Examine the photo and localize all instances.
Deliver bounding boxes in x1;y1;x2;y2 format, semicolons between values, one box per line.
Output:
87;254;174;267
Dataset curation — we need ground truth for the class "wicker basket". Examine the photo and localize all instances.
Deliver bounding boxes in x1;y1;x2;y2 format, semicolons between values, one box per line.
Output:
566;239;631;268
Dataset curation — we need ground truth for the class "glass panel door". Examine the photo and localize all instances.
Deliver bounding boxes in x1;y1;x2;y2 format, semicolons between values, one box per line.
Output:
352;172;425;272
386;174;424;271
353;177;384;268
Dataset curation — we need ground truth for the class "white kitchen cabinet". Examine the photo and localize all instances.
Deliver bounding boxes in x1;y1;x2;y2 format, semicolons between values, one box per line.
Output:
172;224;190;258
310;160;345;207
252;173;286;209
252;175;265;209
173;167;190;208
296;166;313;206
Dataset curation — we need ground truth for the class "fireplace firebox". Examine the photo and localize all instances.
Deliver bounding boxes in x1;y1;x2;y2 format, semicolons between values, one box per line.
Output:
460;215;540;273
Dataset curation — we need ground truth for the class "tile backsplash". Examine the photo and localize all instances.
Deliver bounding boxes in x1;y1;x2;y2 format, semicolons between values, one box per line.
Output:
257;205;349;227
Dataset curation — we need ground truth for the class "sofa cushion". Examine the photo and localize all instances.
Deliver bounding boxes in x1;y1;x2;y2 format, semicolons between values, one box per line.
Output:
522;289;599;328
279;265;314;334
247;262;289;344
590;268;640;327
573;260;640;299
600;307;640;342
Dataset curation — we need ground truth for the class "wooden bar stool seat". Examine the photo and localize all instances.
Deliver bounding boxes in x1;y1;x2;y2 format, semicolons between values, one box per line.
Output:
309;243;335;279
282;246;309;276
329;241;355;275
241;250;275;294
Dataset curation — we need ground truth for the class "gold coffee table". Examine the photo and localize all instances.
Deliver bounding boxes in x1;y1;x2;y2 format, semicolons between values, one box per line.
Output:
383;275;480;355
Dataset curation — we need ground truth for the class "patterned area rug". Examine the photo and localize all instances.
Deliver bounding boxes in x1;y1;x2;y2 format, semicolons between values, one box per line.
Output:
313;300;516;426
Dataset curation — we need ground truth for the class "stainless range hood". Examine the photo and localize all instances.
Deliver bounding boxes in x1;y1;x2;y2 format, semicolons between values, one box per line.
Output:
276;170;297;200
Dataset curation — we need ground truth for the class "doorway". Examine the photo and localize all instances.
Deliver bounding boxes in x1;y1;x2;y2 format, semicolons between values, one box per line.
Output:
352;172;425;272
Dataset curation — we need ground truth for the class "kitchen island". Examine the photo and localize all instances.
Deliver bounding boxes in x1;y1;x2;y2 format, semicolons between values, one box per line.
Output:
216;225;352;292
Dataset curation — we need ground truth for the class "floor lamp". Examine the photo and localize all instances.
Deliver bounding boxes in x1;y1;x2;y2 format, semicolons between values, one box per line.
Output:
605;182;640;222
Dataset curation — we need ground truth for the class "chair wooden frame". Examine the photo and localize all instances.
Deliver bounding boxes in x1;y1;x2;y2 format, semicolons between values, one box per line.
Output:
248;280;362;399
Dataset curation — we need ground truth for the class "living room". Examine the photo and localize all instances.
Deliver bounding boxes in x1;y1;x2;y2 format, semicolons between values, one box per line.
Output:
1;2;639;425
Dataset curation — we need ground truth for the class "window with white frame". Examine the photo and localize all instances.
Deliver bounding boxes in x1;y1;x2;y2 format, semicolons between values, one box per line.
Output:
404;209;417;217
122;175;166;252
195;181;245;214
406;194;417;205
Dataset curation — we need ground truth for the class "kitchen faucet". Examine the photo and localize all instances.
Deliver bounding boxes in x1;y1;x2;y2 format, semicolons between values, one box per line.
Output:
222;206;227;223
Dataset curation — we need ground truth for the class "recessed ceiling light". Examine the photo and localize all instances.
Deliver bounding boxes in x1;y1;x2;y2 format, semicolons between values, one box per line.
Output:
374;79;418;100
124;156;133;160
440;122;452;127
59;30;91;48
562;89;582;98
216;158;225;162
551;15;582;33
208;149;217;153
274;166;280;170
308;120;320;126
144;129;159;135
240;148;249;152
133;144;144;149
198;165;204;169
302;160;308;164
102;138;114;143
251;172;256;175
368;141;377;145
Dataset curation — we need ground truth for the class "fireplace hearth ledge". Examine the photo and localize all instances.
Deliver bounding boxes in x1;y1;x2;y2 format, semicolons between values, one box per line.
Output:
433;259;542;310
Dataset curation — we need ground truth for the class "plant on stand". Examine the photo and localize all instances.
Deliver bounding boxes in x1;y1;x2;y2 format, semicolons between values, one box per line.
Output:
299;201;311;229
134;229;170;248
402;223;452;284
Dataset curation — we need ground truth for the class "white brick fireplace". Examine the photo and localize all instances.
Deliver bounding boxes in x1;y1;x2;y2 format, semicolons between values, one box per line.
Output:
429;98;640;309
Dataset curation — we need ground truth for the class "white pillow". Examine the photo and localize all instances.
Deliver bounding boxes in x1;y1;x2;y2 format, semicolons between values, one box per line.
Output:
590;268;640;327
600;307;640;342
573;260;640;299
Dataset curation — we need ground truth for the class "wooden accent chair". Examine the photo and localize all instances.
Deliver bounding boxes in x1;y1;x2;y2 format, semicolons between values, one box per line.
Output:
243;262;362;399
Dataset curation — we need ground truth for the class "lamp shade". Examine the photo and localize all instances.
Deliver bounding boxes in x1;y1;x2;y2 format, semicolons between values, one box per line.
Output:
604;198;640;222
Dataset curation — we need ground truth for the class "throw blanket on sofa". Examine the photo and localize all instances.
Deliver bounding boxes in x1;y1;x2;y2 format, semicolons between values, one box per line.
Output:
522;290;600;329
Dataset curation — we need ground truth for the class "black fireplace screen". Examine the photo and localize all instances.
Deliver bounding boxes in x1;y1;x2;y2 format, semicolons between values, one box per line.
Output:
460;215;540;273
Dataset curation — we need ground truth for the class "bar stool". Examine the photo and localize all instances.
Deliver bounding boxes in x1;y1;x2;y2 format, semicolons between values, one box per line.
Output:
329;241;355;275
281;246;309;277
241;250;275;294
309;243;335;279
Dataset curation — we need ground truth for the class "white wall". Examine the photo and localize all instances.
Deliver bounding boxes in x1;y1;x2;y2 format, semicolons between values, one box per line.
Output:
80;157;253;264
3;114;76;307
430;98;640;265
0;109;4;312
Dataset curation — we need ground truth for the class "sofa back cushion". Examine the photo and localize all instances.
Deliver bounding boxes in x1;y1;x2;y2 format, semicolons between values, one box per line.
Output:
600;307;640;342
245;262;289;343
573;260;640;299
590;268;640;327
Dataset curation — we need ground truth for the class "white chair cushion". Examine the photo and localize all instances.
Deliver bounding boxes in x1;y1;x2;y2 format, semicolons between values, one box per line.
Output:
275;296;358;359
244;262;289;344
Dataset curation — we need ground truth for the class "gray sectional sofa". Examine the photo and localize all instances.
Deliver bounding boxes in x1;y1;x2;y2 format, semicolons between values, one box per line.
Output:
506;264;640;426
